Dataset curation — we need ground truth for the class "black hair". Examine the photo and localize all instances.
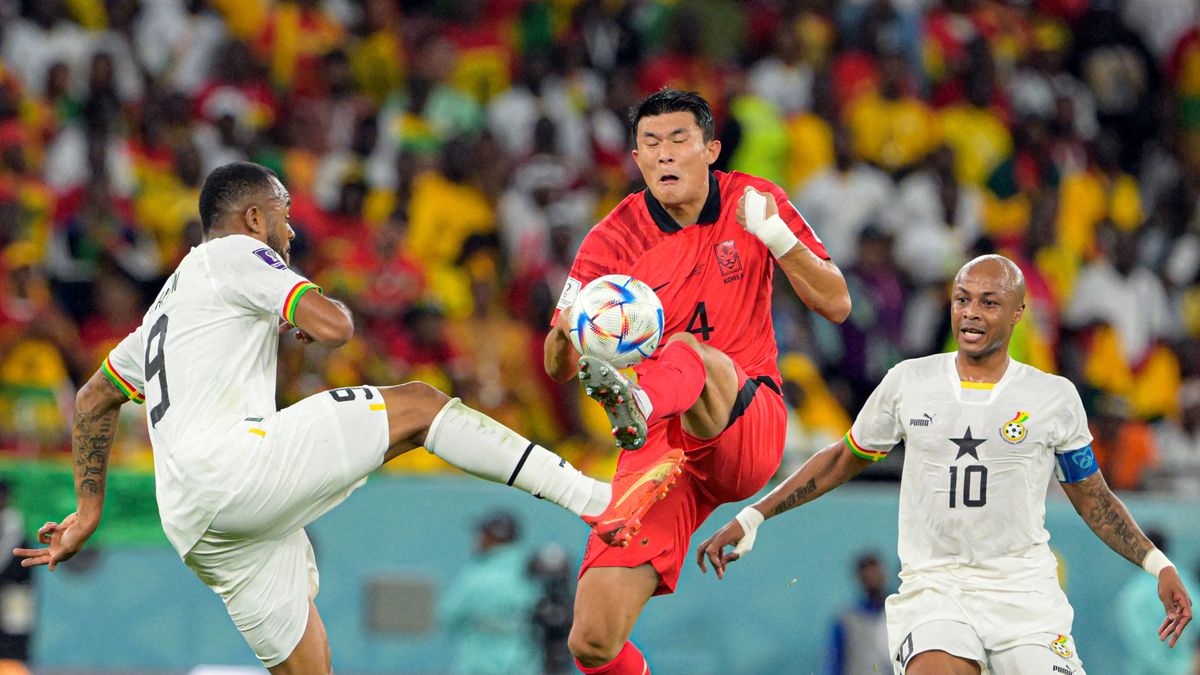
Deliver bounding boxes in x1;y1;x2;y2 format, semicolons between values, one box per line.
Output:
198;161;279;234
629;89;715;142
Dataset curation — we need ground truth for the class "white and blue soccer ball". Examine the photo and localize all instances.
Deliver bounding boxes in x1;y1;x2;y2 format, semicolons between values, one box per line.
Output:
568;275;664;368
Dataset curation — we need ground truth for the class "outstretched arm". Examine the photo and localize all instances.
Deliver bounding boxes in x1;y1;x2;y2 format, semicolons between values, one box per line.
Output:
15;369;128;569
1062;472;1193;646
544;311;580;383
696;439;872;578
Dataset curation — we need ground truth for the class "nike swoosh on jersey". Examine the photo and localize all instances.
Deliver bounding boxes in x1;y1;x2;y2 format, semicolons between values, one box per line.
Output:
652;281;670;292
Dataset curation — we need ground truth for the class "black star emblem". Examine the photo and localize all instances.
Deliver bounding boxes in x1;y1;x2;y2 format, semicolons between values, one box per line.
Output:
950;427;985;460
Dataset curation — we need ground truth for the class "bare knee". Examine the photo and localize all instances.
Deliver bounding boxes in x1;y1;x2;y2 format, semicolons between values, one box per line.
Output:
568;625;624;668
380;382;451;447
665;331;702;352
665;332;732;377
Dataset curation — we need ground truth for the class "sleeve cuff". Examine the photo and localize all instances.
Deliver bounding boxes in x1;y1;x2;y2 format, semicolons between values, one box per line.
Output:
282;281;322;325
102;358;145;404
845;430;888;462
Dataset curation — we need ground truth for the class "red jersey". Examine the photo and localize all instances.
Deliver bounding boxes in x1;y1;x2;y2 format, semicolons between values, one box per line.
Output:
554;171;828;384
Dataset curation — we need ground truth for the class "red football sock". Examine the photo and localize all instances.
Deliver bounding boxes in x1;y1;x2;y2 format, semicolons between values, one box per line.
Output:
639;339;706;426
575;641;650;675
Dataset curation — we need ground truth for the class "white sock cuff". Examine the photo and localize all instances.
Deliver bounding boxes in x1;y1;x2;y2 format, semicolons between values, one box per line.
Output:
424;396;462;453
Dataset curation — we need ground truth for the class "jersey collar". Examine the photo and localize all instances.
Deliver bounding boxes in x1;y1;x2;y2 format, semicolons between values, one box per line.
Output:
644;172;722;233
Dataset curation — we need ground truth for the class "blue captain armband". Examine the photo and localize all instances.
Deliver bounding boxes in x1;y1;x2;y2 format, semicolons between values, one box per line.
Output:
1055;445;1099;483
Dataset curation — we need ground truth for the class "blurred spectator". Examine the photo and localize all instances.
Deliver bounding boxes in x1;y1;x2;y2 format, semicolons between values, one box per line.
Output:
1064;224;1180;420
0;480;32;665
1149;379;1200;497
837;226;906;408
784;66;836;191
528;544;575;675
938;43;1012;187
885;145;983;284
1068;8;1160;169
1055;132;1143;264
134;0;229;96
1114;528;1197;673
254;0;345;95
1008;20;1098;143
1;0;88;102
723;80;788;186
748;19;813;117
846;51;939;174
826;552;890;675
486;50;593;169
794;125;893;267
1090;394;1159;492
438;511;541;675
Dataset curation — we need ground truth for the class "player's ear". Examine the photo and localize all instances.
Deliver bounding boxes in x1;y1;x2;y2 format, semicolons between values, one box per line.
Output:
706;138;721;164
1011;302;1025;326
243;204;263;235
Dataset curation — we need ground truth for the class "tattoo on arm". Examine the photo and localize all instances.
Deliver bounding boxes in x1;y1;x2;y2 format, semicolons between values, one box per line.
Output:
771;478;817;516
73;377;122;498
1079;476;1151;566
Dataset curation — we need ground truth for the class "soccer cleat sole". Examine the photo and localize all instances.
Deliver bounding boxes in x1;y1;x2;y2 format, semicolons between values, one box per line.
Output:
586;450;687;547
579;355;647;451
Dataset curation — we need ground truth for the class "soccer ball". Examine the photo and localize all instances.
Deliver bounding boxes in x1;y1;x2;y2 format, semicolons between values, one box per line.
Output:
568;275;664;368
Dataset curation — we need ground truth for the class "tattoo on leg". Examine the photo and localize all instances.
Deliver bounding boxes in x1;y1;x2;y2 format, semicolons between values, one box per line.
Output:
772;478;817;516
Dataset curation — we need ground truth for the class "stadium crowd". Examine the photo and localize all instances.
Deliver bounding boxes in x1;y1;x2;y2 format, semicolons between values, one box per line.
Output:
1;0;1199;493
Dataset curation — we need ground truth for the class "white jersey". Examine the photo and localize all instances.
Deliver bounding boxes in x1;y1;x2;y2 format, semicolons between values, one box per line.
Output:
847;353;1093;590
102;234;320;555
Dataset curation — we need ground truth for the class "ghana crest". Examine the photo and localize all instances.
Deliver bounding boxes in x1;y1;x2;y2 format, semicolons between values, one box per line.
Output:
1001;411;1030;444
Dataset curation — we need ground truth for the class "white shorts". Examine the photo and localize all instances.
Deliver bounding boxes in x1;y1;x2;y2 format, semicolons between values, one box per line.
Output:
183;386;390;666
887;578;1085;675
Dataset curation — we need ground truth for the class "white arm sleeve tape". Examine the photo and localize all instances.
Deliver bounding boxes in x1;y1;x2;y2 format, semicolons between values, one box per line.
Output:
744;190;799;258
732;506;765;557
1142;548;1175;578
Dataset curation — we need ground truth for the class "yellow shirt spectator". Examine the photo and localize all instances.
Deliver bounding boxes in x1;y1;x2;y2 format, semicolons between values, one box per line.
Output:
785;113;834;191
847;92;941;173
1056;170;1142;260
939;103;1012;186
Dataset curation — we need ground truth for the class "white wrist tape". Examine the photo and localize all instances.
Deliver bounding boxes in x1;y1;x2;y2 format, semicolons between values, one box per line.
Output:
744;190;799;258
732;506;765;557
1142;548;1175;578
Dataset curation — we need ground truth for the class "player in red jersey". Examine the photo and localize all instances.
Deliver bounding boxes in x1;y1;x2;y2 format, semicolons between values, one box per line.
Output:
543;89;852;674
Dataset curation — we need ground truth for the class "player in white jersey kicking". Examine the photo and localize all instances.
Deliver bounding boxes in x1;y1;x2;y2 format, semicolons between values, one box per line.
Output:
696;255;1192;674
13;162;613;674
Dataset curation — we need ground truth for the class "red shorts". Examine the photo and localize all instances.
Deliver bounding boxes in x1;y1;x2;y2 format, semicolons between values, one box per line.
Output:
579;364;786;595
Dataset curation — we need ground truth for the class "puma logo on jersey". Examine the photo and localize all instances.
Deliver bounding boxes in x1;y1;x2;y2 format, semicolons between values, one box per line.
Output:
909;413;935;427
1053;666;1075;675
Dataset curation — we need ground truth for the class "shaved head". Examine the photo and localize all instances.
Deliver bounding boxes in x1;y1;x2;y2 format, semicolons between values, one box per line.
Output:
955;255;1026;303
950;254;1026;365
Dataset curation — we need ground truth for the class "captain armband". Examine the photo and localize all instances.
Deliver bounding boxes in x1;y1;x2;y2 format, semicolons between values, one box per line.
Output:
1054;444;1099;483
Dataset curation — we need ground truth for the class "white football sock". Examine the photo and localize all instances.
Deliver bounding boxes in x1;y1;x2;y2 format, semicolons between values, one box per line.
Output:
424;398;611;517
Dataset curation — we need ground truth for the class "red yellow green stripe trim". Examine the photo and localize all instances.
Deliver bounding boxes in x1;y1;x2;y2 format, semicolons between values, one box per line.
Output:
282;281;321;325
845;430;887;462
1007;411;1031;424
959;381;995;390
102;357;145;404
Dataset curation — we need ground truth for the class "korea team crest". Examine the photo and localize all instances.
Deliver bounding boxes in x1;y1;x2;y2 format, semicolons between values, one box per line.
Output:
1050;634;1073;658
714;240;744;282
1001;411;1030;443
